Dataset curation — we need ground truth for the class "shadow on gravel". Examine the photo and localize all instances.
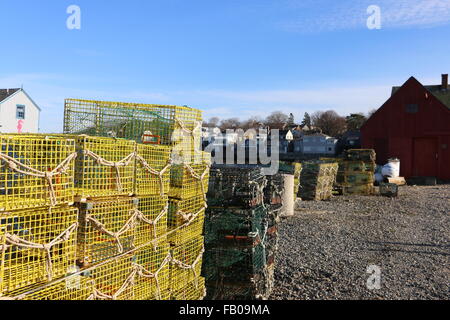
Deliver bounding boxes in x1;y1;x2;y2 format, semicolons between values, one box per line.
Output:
365;247;450;256
367;241;450;249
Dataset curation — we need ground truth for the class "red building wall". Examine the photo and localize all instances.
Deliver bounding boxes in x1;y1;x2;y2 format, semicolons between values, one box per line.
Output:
361;77;450;180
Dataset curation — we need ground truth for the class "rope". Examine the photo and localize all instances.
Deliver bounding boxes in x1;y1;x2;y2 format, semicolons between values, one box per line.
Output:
83;150;136;192
88;267;138;300
183;162;211;201
0;223;78;281
171;245;205;289
85;209;141;254
176;204;207;224
134;206;168;249
174;118;202;138
0;152;78;206
133;253;172;300
135;155;172;196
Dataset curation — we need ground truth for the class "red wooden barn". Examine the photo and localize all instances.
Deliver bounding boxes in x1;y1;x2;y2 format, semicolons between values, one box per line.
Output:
361;74;450;180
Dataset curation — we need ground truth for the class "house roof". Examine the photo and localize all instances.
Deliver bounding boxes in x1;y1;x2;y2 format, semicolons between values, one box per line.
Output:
0;88;20;103
0;88;41;111
392;82;450;109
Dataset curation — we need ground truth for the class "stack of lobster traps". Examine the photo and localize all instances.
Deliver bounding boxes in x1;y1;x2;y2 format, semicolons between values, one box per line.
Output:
299;160;338;201
340;149;376;195
203;165;279;300
0;98;210;300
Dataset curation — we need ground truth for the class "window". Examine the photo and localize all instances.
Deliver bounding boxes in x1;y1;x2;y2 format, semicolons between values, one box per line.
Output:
406;104;418;113
16;105;25;119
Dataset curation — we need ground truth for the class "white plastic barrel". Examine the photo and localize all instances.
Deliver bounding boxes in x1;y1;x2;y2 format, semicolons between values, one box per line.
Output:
382;158;401;178
281;174;295;217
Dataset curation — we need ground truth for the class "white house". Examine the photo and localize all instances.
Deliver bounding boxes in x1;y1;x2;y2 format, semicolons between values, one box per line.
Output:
0;88;40;133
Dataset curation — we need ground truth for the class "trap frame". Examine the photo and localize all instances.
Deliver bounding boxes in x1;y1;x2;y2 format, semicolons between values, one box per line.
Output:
0;134;76;211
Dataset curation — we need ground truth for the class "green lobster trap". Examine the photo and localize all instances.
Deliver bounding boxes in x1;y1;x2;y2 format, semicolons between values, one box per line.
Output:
299;161;338;201
0;206;78;295
0;134;76;211
63;99;203;151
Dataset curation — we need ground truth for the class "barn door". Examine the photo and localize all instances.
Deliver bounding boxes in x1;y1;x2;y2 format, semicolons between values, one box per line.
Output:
413;138;438;177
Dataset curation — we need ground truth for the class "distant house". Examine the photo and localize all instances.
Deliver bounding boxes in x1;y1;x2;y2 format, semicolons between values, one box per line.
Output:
0;88;40;133
338;130;362;153
361;74;450;180
302;133;338;155
278;130;294;153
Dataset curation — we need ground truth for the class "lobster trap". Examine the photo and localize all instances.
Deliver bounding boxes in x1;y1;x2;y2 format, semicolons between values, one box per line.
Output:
207;165;267;208
76;197;139;266
135;196;168;248
171;276;206;300
135;144;171;196
63;99;203;147
133;242;171;300
264;173;284;207
69;135;136;199
87;254;135;300
299;161;338;201
0;135;76;211
0;206;78;295
168;207;205;246
169;152;211;200
344;149;376;162
7;276;94;300
170;236;205;291
204;205;268;248
205;264;274;300
168;195;206;229
342;184;375;195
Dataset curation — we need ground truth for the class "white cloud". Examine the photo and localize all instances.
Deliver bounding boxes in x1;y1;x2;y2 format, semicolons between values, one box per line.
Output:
281;0;450;33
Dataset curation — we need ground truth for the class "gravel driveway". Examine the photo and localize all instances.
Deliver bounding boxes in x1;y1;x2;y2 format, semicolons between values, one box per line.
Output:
271;185;450;300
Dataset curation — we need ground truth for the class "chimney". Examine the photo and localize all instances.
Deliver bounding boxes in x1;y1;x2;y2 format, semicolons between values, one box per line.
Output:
442;74;448;90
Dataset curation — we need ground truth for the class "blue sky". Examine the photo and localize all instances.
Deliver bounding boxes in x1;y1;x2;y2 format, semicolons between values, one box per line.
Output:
1;0;449;132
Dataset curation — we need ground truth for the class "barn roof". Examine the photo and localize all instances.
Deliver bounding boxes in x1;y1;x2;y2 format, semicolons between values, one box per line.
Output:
392;83;450;109
0;88;20;103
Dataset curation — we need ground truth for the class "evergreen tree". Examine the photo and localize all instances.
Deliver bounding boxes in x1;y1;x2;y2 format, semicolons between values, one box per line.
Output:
301;112;311;127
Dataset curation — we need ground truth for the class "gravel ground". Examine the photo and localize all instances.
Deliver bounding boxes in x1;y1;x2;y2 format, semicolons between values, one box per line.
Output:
271;185;450;300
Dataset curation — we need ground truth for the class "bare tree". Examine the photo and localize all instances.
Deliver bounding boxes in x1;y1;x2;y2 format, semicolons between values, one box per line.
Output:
242;116;263;130
203;117;220;128
264;111;289;129
311;110;347;137
219;118;241;131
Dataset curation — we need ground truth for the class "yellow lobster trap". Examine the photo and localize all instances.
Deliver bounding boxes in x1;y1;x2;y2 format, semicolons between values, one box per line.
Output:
63;99;203;148
135;196;168;248
6;276;94;300
168;207;205;246
133;242;171;300
170;235;205;291
0;134;76;211
171;276;206;300
0;206;78;295
168;195;206;229
77;197;139;267
70;135;136;200
87;254;135;300
135;143;171;196
169;152;211;200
